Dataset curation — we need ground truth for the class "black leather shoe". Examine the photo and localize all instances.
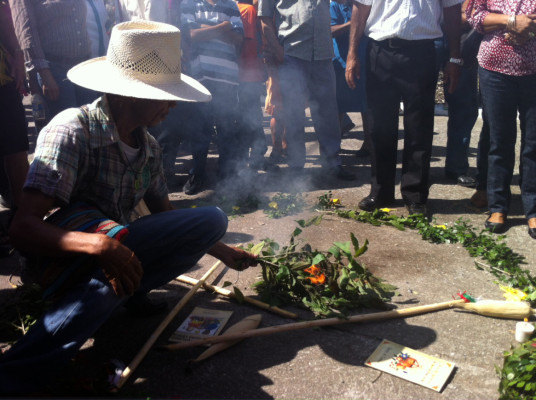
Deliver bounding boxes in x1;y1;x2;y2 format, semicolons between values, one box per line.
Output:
406;203;428;217
484;214;507;234
529;227;536;239
445;171;477;188
358;195;394;212
183;173;205;195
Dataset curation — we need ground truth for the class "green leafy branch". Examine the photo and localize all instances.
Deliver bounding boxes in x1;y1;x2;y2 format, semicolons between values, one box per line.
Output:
264;193;306;219
247;225;396;318
498;339;536;399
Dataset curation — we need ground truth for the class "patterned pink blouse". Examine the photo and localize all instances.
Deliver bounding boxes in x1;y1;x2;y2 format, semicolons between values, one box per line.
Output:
466;0;536;76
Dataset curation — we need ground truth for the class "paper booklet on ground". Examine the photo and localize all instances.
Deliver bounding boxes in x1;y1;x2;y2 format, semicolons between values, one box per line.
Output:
170;307;233;343
365;339;456;392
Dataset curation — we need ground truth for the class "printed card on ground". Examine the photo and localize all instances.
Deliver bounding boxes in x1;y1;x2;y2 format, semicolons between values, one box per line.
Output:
365;339;456;392
170;307;233;343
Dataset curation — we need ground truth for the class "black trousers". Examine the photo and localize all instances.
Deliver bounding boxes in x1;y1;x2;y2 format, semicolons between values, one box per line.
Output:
365;38;437;205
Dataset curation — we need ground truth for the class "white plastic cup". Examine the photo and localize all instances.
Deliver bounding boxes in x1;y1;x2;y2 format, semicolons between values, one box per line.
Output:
515;321;535;342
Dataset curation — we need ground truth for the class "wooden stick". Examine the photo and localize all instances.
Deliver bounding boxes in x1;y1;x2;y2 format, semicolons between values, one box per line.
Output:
160;298;535;351
114;260;223;390
160;299;466;351
176;275;298;319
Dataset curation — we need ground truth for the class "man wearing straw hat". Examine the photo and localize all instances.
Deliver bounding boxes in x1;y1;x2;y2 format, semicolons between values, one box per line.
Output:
0;20;257;395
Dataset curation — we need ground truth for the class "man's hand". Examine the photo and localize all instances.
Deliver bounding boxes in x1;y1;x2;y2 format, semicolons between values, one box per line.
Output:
443;61;461;94
97;236;143;297
262;41;284;65
208;242;258;271
345;55;360;90
39;68;60;101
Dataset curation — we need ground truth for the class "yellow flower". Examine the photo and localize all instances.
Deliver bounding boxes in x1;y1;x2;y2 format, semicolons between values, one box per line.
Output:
232;206;240;211
330;198;341;205
190;205;198;208
269;201;278;209
434;225;447;230
380;208;391;212
500;285;527;301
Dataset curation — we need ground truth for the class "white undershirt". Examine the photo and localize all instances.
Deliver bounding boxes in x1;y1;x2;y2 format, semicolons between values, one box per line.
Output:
119;140;140;164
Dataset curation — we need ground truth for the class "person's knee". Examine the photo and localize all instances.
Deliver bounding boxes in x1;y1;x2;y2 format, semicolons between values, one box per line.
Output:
207;206;228;238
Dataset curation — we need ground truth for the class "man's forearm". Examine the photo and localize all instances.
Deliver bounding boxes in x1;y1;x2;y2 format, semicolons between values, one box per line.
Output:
347;2;370;60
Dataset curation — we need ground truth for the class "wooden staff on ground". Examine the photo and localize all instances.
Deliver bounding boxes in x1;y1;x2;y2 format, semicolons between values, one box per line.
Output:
160;299;535;351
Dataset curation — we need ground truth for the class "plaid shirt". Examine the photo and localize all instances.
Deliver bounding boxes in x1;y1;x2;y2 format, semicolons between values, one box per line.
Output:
25;95;168;224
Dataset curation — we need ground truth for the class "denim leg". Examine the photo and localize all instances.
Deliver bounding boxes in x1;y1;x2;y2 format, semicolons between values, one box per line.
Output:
122;206;228;293
518;74;536;219
475;110;490;191
445;63;479;176
308;60;342;168
0;272;125;395
479;67;519;215
238;82;268;162
279;56;308;168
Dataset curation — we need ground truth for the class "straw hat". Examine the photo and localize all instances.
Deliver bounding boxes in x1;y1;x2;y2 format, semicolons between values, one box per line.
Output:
67;20;211;102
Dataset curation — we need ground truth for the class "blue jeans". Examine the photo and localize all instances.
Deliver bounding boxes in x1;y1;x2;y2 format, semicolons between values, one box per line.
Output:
238;82;268;164
479;67;536;219
445;62;479;176
278;56;342;168
0;206;228;395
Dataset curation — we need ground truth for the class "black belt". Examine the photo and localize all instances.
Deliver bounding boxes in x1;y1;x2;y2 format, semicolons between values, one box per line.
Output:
373;38;435;49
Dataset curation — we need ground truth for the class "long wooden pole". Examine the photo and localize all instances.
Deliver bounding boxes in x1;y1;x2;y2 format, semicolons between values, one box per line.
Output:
176;275;298;319
114;260;223;390
160;299;466;351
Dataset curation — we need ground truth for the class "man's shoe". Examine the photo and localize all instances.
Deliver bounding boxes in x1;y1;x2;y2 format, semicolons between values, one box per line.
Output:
484;213;507;234
183;174;205;195
358;195;394;212
529;227;536;239
406;202;428;217
326;165;355;181
445;171;477;188
250;159;280;172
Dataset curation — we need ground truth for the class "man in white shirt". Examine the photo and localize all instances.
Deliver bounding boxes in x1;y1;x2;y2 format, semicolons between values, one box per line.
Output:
346;0;463;217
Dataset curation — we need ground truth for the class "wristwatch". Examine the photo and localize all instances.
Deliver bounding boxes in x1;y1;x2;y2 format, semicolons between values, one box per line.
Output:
449;57;464;66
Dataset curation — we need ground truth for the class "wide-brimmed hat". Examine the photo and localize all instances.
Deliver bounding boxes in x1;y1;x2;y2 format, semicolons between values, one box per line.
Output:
67;21;211;102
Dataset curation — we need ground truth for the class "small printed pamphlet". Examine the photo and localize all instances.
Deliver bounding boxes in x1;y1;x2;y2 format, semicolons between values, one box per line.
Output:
170;307;233;343
365;339;456;392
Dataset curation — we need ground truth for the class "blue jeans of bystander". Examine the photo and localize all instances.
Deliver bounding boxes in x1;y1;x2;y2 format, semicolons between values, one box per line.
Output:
479;67;536;219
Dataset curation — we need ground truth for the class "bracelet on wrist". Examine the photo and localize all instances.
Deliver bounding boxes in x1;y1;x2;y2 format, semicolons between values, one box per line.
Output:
507;14;517;31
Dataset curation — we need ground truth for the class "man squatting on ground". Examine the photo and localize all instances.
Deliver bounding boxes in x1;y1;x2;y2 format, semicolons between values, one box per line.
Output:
0;20;258;395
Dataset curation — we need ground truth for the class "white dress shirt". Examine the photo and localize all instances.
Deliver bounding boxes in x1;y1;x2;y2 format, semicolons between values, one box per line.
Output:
357;0;463;41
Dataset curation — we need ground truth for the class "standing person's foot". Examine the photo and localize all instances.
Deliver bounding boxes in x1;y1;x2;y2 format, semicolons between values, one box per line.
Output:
269;149;287;163
445;171;477;188
485;212;507;233
470;189;487;208
406;202;428;219
249;158;280;172
528;218;536;239
183;173;205;195
358;195;395;212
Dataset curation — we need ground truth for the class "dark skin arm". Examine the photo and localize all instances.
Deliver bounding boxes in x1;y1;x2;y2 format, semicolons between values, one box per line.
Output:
345;2;370;89
259;16;284;65
144;194;259;271
9;189;143;297
190;21;244;49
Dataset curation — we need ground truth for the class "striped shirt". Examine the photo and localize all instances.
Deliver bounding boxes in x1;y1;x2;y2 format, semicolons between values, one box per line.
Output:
357;0;464;41
25;95;168;225
10;0;91;71
467;0;536;76
181;0;244;85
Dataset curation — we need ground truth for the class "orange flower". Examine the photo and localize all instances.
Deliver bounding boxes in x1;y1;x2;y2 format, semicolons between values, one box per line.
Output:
304;264;321;275
307;274;326;285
